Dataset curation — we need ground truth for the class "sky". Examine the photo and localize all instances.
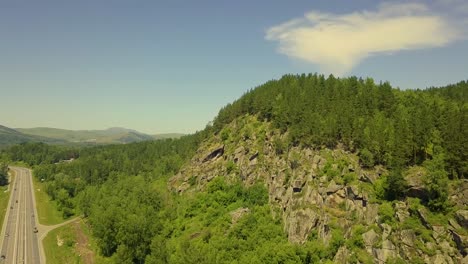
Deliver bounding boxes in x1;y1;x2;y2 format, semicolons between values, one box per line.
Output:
1;0;467;134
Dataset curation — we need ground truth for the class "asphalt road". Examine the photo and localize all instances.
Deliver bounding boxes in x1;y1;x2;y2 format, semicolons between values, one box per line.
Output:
0;167;41;264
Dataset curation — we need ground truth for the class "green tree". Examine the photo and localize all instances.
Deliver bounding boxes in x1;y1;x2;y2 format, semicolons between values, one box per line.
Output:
0;163;8;186
385;169;407;200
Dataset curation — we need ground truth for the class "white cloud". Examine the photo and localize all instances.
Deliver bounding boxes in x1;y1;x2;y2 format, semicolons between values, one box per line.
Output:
266;2;463;75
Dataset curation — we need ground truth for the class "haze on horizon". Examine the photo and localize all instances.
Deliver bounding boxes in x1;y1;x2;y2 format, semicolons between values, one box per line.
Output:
1;0;467;134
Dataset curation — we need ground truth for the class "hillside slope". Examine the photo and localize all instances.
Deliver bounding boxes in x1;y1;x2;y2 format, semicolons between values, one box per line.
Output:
2;74;467;263
0;125;64;148
171;115;468;263
16;127;155;144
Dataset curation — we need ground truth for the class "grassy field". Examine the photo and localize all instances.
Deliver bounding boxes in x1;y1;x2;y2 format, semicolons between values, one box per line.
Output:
0;169;15;229
32;176;66;225
43;223;81;264
43;219;111;264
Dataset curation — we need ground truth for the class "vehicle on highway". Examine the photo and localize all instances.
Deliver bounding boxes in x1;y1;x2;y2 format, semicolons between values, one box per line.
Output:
33;227;38;233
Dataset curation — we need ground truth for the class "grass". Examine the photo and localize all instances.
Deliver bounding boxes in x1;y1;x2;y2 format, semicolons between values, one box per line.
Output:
43;219;111;264
80;220;112;264
43;223;81;264
32;176;65;225
0;169;15;229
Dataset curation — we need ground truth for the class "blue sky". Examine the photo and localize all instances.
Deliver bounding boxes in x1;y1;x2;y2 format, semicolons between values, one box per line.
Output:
1;0;467;134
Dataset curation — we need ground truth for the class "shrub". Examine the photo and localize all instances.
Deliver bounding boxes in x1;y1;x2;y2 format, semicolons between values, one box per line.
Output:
360;148;374;168
378;202;395;224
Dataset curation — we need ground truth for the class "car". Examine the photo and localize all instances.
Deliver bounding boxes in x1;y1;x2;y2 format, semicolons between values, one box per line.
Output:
1;254;5;259
33;227;38;233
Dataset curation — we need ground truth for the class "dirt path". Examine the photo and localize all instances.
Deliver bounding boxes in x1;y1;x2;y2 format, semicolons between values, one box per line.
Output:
73;220;95;264
37;216;81;241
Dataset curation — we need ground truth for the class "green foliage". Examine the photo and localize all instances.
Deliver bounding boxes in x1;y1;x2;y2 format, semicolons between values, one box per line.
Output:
273;137;287;155
360;148;375;168
343;172;357;185
327;228;345;258
346;225;366;250
225;160;237;174
379;202;395;224
220;127;230;142
385;169;407;200
212;74;466;178
0;163;8;186
423;153;450;212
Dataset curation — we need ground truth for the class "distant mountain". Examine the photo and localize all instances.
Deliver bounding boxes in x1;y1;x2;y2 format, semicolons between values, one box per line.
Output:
152;133;185;140
0;125;64;148
15;127;181;144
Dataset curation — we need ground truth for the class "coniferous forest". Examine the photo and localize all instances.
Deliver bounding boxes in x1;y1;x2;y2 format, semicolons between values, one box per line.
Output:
1;74;467;263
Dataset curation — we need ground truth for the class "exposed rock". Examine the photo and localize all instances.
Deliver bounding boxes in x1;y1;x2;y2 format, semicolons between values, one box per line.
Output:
455;210;468;229
363;229;379;248
359;171;377;184
432;254;450;264
202;146;224;162
374;239;397;263
449;229;467;257
170;115;466;263
292;180;304;193
249;152;259;161
433;225;447;242
449;218;462;230
177;182;190;193
406;169;429;201
440;240;457;257
394;201;410;222
451;180;468;207
333;246;350;264
463;255;468;264
400;229;416;247
364;204;379;225
346;185;360;199
326;180;343;194
230;207;250;225
380;223;392;241
286;208;319;244
416;208;431;229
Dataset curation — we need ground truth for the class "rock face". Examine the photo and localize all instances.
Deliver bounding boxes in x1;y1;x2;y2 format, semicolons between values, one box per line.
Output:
169;115;467;263
455;210;468;229
230;207;250;225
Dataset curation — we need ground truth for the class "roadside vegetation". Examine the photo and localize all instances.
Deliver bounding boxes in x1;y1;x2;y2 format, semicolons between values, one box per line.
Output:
0;165;13;228
32;176;70;225
43;218;112;264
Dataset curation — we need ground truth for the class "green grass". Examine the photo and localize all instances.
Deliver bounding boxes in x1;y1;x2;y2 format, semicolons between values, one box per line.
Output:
0;170;15;229
43;223;81;264
79;220;112;264
43;219;111;264
32;176;65;225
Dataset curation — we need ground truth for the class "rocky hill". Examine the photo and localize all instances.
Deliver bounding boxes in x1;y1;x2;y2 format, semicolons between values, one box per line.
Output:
171;115;468;263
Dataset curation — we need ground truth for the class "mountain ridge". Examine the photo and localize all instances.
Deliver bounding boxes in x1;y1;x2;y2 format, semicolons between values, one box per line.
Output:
15;126;183;144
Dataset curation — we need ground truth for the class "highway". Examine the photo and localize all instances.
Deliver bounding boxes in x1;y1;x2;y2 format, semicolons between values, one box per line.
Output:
0;167;41;264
